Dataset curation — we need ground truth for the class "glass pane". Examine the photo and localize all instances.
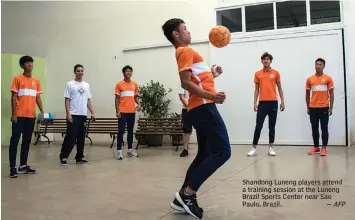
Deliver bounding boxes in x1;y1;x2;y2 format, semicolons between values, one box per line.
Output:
310;1;341;25
276;1;307;29
216;8;242;33
245;3;274;32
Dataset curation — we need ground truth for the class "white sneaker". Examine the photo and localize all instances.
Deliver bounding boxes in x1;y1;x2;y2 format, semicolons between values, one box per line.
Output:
268;147;276;156
117;150;123;160
127;149;138;157
247;148;257;156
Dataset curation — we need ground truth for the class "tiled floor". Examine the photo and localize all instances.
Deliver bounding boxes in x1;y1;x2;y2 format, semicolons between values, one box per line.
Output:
1;144;354;220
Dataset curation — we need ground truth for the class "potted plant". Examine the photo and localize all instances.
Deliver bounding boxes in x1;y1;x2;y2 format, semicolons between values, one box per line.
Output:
137;80;172;146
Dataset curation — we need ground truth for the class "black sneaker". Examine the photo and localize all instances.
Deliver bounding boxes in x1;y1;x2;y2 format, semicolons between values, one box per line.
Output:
170;198;204;213
170;198;186;212
76;158;90;164
175;189;203;219
60;158;68;166
180;149;189;157
9;167;18;178
18;165;36;174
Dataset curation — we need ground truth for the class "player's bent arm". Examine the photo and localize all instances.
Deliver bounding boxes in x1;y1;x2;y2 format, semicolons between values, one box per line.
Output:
254;83;260;106
180;70;214;100
329;88;334;110
65;98;71;117
36;94;44;114
276;82;285;103
115;95;120;114
11;92;17;117
179;94;188;108
305;90;311;109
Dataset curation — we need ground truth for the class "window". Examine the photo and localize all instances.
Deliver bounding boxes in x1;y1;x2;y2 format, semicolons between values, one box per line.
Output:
310;0;341;25
245;3;274;32
216;8;242;33
276;1;307;29
215;1;342;32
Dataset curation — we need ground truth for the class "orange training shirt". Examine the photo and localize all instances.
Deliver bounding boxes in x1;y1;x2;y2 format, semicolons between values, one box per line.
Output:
11;74;42;118
306;74;334;108
115;80;138;113
175;46;216;110
254;68;280;101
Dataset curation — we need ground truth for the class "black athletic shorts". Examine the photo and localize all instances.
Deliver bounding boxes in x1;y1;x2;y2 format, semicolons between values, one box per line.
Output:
181;109;193;134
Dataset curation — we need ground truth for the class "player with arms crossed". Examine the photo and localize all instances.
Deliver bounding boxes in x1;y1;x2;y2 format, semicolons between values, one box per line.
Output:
306;58;334;156
162;18;231;219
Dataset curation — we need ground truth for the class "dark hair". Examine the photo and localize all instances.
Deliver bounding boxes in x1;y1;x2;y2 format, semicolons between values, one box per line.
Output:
162;18;185;44
261;52;273;61
19;56;34;67
315;58;325;65
122;65;133;73
74;64;84;72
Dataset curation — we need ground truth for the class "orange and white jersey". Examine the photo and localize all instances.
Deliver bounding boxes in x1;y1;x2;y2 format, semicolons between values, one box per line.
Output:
115;80;138;113
11;74;42;118
254;68;280;101
306;74;334;108
175;46;216;110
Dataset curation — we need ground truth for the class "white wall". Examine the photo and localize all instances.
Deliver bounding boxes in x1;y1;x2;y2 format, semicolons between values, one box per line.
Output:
342;0;355;146
215;0;355;146
1;1;216;143
2;0;354;145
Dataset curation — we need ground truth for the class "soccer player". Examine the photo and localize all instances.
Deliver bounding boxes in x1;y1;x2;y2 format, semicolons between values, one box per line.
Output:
9;55;44;178
306;58;334;156
247;52;285;157
178;88;192;157
59;64;95;166
115;65;141;160
162;18;231;219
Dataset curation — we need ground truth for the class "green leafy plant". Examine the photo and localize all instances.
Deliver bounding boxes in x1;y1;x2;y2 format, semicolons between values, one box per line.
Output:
138;80;173;118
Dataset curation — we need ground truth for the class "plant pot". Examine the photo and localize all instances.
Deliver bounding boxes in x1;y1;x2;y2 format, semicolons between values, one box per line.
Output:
135;135;148;145
146;135;164;146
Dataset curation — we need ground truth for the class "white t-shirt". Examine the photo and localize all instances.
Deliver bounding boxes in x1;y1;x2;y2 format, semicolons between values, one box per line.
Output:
178;88;189;109
64;80;92;116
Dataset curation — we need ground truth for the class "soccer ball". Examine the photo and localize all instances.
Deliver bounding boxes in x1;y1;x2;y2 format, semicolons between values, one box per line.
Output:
209;26;231;48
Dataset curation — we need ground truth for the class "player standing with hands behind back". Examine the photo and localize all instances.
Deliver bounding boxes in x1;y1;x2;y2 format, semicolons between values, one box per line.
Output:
162;18;231;219
247;52;285;157
306;58;334;156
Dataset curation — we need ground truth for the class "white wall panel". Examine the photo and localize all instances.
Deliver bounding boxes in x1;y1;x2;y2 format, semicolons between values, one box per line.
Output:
2;0;354;145
211;29;346;145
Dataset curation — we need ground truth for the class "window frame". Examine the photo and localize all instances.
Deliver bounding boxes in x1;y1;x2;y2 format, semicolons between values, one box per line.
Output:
244;2;275;32
216;7;243;33
215;0;343;36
